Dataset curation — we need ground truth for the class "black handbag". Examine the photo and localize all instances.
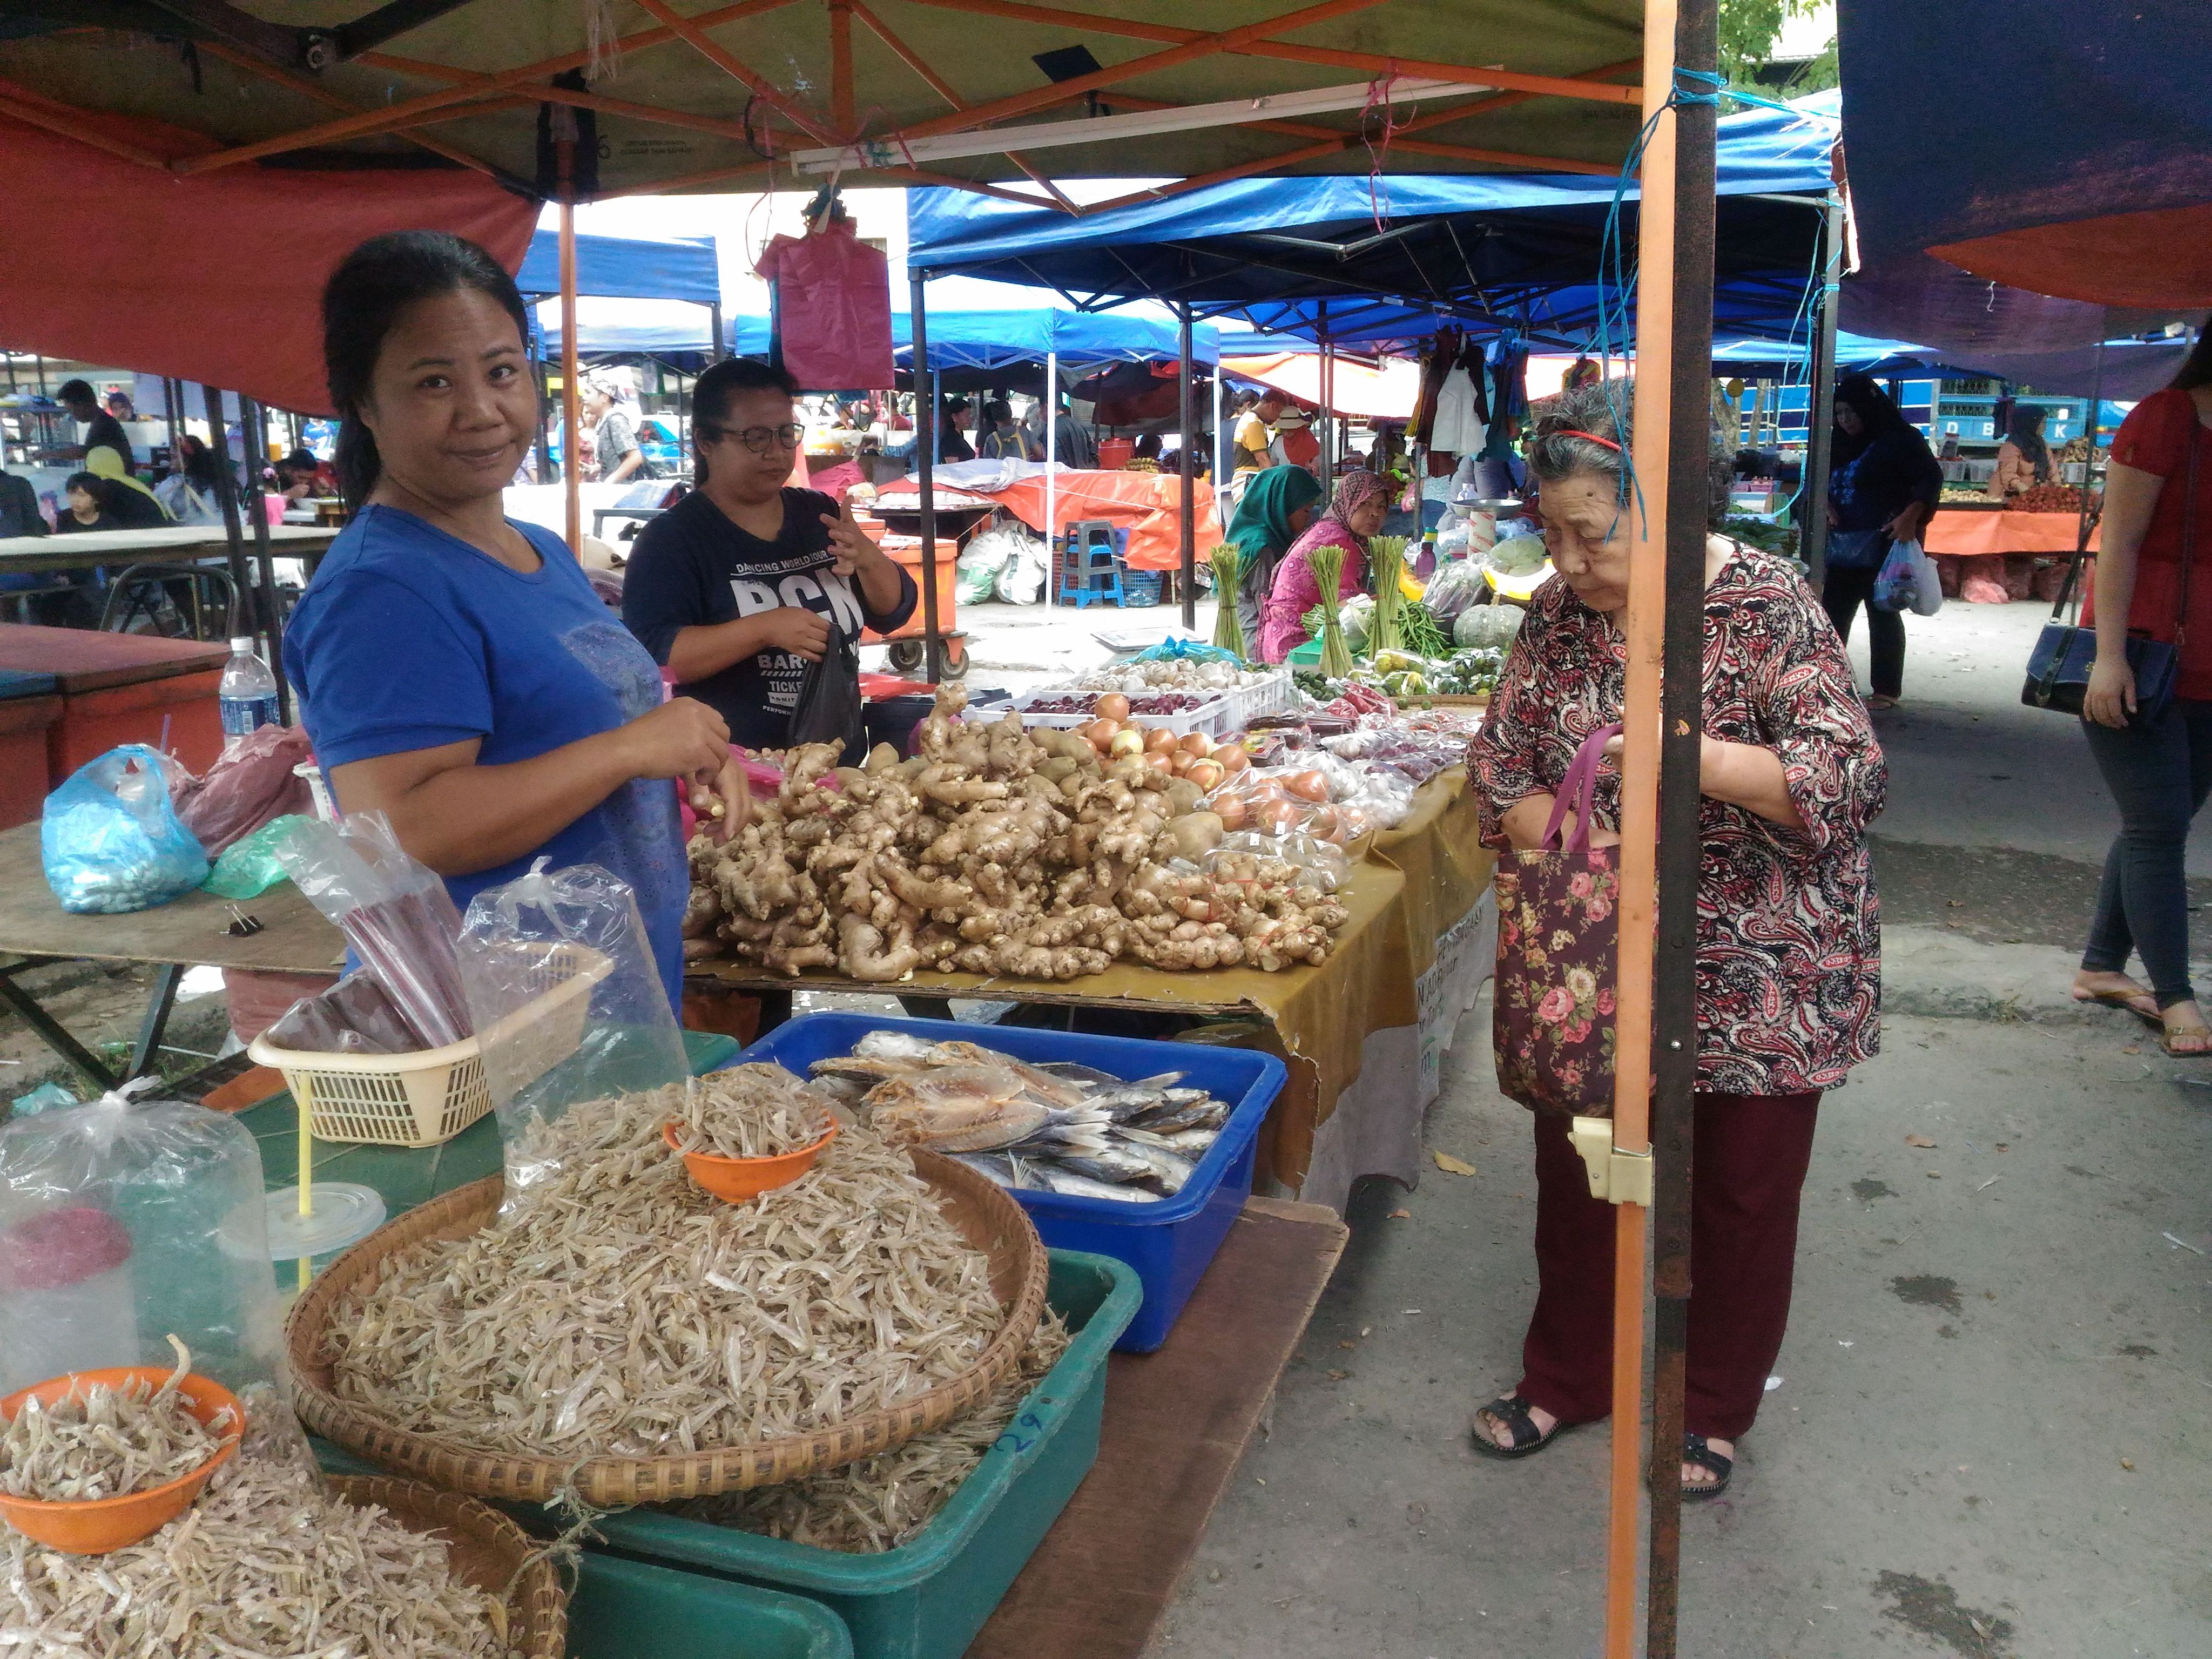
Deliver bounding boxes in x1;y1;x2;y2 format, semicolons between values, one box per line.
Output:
2022;424;2200;727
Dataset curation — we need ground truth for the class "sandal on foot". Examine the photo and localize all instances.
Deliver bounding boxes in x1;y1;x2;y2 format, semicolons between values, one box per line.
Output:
2072;988;2162;1030
1681;1433;1733;1500
1471;1394;1569;1460
2161;1024;2212;1058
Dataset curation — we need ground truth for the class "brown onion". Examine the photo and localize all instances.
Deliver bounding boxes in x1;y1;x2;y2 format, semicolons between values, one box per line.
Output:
1185;759;1225;792
1214;743;1251;773
1083;718;1119;746
1284;770;1331;802
1177;731;1213;758
1143;727;1178;755
1215;794;1249;830
1094;692;1131;721
1109;729;1145;759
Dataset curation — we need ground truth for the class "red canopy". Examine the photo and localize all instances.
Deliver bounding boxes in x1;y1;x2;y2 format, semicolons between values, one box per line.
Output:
0;98;536;416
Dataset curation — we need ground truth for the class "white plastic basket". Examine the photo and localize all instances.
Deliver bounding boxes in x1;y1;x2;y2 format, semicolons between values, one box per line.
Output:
1010;690;1242;740
247;945;612;1149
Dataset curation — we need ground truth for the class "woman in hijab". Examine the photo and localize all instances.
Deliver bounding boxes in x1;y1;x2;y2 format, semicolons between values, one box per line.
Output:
1224;464;1324;656
1822;375;1941;710
84;447;170;528
1988;404;2054;498
154;433;227;525
1260;469;1391;663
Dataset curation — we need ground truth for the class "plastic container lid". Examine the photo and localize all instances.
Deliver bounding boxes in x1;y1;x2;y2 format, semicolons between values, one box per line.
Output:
262;1184;387;1260
0;1206;133;1293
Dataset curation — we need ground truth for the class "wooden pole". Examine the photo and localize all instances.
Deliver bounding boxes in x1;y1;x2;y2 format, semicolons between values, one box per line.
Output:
1178;301;1197;629
559;195;582;556
1603;0;1680;1651
912;271;943;681
827;0;854;134
1645;0;1717;1651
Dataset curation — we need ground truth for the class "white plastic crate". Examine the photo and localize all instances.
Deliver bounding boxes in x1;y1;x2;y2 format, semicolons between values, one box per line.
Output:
1010;689;1241;740
247;945;612;1148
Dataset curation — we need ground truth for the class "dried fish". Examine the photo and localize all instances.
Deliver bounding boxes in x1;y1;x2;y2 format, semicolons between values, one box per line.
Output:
679;1311;1074;1553
0;1336;232;1502
326;1085;1007;1460
0;1434;509;1658
666;1063;835;1160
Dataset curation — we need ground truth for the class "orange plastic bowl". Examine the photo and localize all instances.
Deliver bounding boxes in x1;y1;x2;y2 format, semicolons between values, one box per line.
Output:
0;1368;244;1554
663;1119;838;1202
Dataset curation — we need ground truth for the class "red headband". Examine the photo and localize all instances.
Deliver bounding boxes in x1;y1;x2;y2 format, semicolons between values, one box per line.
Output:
1551;428;1624;452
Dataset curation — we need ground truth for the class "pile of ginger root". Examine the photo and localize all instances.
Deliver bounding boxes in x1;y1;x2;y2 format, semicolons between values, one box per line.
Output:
686;686;1347;982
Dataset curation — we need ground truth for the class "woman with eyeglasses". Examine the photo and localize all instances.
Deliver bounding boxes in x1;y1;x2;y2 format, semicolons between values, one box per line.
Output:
283;232;747;1015
621;356;916;755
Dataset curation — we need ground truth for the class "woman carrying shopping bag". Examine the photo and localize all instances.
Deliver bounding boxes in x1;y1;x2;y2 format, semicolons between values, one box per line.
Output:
1467;378;1886;1500
1821;375;1943;709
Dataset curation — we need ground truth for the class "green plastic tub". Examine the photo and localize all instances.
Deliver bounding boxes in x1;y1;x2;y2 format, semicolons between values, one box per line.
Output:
586;1250;1141;1659
568;1554;852;1659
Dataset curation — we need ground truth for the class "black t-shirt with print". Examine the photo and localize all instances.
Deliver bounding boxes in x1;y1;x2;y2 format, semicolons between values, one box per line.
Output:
621;486;918;750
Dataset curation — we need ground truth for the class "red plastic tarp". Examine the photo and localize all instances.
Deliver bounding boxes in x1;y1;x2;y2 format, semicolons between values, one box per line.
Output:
879;469;1220;572
0;98;537;416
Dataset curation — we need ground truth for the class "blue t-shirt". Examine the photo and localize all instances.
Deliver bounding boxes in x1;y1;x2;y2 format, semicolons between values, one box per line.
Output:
282;505;685;1011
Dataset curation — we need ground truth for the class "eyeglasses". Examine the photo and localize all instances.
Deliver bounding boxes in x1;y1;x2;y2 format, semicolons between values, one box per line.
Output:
700;421;805;456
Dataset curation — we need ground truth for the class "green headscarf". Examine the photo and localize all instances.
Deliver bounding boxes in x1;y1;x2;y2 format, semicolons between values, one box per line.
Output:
1224;466;1323;594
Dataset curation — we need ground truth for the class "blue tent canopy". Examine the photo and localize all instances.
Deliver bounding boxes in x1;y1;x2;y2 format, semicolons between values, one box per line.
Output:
727;306;1219;369
905;95;1839;347
517;230;721;305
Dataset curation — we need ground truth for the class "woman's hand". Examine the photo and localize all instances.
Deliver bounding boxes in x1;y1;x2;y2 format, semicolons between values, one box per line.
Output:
625;697;733;783
2084;653;2137;729
1880;502;1926;543
692;753;751;841
821;495;882;578
756;606;832;661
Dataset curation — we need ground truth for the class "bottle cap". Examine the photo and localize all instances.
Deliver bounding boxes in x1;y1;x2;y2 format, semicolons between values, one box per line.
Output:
228;637;255;653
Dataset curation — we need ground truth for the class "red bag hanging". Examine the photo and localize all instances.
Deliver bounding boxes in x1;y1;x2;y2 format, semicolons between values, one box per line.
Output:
1491;723;1623;1116
754;217;894;393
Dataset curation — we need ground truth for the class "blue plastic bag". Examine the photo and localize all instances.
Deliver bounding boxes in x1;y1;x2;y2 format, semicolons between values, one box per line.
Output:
41;745;210;914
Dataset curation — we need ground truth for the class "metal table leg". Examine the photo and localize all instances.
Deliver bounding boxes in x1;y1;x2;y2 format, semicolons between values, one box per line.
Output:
0;959;119;1091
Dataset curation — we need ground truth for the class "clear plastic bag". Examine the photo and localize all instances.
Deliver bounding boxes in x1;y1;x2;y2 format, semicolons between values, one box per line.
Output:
261;971;424;1056
0;1079;285;1399
1420;556;1488;622
1205;831;1349;892
1205;766;1371;846
40;744;210;914
274;813;470;1049
456;859;687;1201
173;723;314;857
201;813;312;901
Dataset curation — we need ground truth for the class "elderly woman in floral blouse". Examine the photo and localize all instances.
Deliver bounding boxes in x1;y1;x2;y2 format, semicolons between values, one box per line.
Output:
1466;378;1885;1501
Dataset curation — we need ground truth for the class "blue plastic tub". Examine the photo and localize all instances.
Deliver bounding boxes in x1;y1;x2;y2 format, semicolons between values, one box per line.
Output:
734;1011;1286;1351
570;1554;854;1658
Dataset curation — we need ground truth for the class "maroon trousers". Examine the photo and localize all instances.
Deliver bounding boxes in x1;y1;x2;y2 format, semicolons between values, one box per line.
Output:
1516;1090;1820;1441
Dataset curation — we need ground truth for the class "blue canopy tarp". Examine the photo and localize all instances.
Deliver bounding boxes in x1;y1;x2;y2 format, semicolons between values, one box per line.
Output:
729;305;1220;369
905;95;1838;347
517;230;721;305
1837;1;2212;308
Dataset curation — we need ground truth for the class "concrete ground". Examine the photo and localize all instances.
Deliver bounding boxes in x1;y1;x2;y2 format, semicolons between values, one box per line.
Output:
942;591;2210;1659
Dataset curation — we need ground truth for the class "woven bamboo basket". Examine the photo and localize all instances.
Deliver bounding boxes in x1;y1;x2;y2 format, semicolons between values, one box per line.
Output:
326;1476;567;1658
288;1152;1048;1505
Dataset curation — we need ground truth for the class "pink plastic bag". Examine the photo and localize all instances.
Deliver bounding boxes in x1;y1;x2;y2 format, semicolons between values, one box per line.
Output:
754;218;894;392
173;724;314;857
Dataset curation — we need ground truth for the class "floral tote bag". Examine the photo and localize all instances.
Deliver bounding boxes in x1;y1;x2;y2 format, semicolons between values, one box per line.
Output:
1492;723;1621;1116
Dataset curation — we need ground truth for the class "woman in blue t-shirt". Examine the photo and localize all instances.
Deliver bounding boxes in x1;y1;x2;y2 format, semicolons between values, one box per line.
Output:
282;232;746;1011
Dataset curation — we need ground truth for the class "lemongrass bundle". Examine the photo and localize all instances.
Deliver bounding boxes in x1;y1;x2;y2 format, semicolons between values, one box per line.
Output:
1367;535;1408;656
1308;542;1353;679
1208;545;1245;659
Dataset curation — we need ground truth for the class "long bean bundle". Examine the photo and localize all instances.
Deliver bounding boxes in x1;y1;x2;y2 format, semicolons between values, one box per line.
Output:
1366;536;1409;656
1208;545;1245;660
1307;543;1353;678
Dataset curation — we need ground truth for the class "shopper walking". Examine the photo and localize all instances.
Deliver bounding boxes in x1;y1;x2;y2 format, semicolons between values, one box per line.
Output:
1467;379;1885;1499
2072;324;2212;1056
1820;375;1941;710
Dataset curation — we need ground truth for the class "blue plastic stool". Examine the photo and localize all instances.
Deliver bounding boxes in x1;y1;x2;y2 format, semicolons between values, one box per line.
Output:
1056;521;1126;608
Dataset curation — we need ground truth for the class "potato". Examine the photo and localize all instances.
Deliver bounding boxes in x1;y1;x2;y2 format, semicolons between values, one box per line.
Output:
1162;811;1225;860
1038;755;1078;782
864;742;901;773
1163;778;1205;815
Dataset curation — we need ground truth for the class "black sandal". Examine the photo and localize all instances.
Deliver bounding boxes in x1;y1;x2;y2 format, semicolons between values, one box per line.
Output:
1681;1432;1734;1500
1470;1394;1570;1460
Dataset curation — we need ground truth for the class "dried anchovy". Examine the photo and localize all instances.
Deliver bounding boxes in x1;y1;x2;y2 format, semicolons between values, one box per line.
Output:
0;1337;232;1502
0;1449;509;1658
663;1063;836;1161
326;1084;1006;1459
679;1310;1074;1553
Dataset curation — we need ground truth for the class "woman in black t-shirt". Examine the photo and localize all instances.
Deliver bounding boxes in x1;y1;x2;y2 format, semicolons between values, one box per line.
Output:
621;358;916;753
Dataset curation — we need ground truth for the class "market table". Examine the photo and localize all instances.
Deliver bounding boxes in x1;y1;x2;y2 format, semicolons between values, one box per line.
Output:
0;820;340;1089
0;522;340;574
692;767;1496;1213
1925;506;2097;558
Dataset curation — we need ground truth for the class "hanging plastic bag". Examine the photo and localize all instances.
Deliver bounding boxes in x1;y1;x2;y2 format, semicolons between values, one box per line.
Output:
754;214;894;392
173;723;314;857
201;813;312;901
787;628;865;763
1873;536;1926;613
273;813;470;1048
456;860;686;1202
1908;542;1946;617
41;744;210;914
0;1079;286;1401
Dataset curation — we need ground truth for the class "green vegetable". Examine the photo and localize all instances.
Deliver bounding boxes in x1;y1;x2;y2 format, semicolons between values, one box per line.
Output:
1399;601;1451;658
1209;544;1245;659
1368;535;1410;655
1454;603;1526;650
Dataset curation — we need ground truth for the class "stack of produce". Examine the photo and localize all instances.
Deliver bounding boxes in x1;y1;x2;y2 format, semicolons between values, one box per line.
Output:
2012;482;2092;514
0;1340;231;1503
323;1065;1008;1457
688;686;1349;981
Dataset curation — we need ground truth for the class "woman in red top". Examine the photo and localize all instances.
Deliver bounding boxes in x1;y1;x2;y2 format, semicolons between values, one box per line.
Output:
2075;327;2212;1055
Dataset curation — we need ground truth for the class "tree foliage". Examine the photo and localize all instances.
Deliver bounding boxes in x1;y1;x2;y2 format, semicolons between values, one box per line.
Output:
1716;0;1839;93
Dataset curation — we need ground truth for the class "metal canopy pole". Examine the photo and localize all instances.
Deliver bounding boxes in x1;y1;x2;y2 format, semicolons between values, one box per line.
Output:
912;271;942;682
1044;346;1058;564
709;299;726;362
1801;192;1844;585
559;197;582;556
203;385;251;639
238;396;291;719
1645;0;1718;1651
1177;301;1197;630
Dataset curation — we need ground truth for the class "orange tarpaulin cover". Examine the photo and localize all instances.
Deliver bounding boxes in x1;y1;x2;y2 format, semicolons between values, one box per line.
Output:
1924;510;2100;557
916;469;1222;572
0;102;537;416
1222;353;1422;422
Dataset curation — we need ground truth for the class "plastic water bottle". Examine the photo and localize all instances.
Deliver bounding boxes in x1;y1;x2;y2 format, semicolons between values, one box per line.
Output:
218;637;280;738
